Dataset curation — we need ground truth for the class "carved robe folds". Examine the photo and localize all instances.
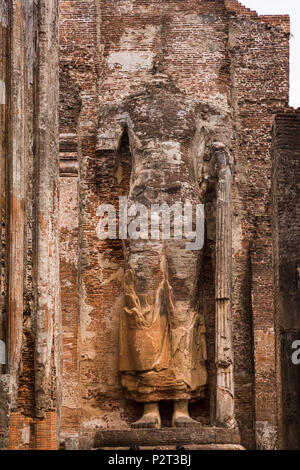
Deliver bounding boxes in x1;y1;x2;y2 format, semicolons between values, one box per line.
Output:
119;241;207;402
97;84;208;403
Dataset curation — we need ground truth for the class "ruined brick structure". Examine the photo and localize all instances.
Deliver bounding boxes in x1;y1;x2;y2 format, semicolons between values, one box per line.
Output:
0;0;299;450
272;110;300;450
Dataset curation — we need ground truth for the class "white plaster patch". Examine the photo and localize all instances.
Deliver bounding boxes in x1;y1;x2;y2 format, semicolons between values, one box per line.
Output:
62;279;72;288
161;141;182;165
0;80;5;105
0;2;8;27
120;25;158;48
209;91;229;110
80;286;96;347
115;0;134;15
21;426;30;445
183;13;216;25
0;340;5;364
232;215;243;254
59;179;78;231
62;380;80;408
82;413;128;430
128;253;144;266
108;51;154;73
59;179;79;265
255;421;276;450
59;238;78;267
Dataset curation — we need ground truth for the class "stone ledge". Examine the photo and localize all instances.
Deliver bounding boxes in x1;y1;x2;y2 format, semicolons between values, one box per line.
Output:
92;426;241;449
99;444;245;451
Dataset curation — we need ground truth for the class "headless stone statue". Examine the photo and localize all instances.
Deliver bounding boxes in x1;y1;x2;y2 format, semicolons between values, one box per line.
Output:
97;81;209;428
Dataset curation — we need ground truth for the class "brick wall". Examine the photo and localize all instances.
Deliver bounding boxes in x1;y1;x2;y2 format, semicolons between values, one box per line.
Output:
8;411;58;450
272;110;300;449
58;0;290;449
0;0;60;450
225;0;290;34
228;9;289;448
1;0;293;450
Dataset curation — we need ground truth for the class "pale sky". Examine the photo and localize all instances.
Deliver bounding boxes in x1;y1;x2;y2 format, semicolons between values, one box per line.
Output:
242;0;299;108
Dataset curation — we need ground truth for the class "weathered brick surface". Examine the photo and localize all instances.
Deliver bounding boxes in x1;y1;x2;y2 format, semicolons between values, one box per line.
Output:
228;12;289;448
8;411;58;450
0;375;11;449
0;0;296;451
58;0;289;450
225;0;290;33
272;110;300;450
0;0;60;450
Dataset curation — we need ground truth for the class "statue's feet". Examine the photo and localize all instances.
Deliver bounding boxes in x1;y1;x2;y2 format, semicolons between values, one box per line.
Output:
172;400;200;427
172;414;200;427
131;413;161;429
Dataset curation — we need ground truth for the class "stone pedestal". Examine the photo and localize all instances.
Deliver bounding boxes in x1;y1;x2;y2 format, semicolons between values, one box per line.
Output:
88;426;242;450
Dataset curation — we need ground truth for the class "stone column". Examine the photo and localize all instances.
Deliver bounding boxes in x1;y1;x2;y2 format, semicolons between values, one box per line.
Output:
0;1;8;378
213;143;236;427
34;0;61;421
59;133;80;441
6;0;26;408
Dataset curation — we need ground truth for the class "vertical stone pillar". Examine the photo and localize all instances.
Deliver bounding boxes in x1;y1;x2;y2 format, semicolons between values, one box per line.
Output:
6;0;26;408
0;1;8;377
59;134;80;440
214;143;236;427
0;0;60;450
34;0;61;433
